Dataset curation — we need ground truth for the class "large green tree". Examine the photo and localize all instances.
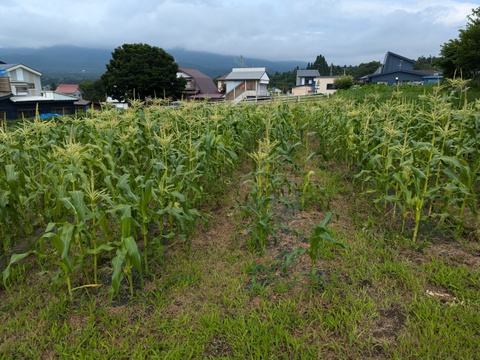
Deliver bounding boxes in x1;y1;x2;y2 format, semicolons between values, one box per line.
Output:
438;7;480;78
101;43;185;101
79;79;106;104
307;55;330;75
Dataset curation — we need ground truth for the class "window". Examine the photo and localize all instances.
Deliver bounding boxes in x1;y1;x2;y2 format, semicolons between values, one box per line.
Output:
15;85;28;95
326;83;336;90
246;80;256;91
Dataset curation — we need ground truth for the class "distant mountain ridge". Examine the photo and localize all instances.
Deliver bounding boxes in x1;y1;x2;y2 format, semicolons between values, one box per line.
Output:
0;45;306;83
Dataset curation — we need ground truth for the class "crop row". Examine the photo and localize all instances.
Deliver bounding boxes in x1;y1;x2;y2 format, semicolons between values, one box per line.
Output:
1;86;479;299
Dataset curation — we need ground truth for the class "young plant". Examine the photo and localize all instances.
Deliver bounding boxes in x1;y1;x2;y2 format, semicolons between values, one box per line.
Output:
305;212;345;287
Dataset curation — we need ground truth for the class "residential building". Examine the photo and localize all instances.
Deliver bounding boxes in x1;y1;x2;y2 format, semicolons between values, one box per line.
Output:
291;70;336;96
177;68;223;101
55;84;92;111
360;51;443;85
296;70;320;87
0;62;42;96
314;76;337;95
224;67;269;103
0;61;75;120
56;84;83;99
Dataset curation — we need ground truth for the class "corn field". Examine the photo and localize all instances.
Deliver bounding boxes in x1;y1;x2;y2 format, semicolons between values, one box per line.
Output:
1;85;479;300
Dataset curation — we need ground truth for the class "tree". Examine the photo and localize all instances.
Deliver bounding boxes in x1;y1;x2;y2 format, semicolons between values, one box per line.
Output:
79;79;106;104
334;76;354;90
268;69;297;93
438;7;480;78
413;55;439;70
350;61;381;79
307;55;330;75
100;43;186;101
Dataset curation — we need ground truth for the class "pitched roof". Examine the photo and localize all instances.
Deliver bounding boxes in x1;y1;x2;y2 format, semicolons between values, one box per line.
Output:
297;70;320;77
225;67;267;81
178;68;219;95
384;51;415;64
0;63;42;76
56;84;80;94
365;69;430;79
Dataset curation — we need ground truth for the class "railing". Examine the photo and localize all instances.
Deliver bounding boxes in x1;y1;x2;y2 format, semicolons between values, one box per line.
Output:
225;82;246;101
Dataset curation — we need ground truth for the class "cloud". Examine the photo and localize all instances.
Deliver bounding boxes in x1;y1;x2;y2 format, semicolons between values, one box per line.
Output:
0;0;476;65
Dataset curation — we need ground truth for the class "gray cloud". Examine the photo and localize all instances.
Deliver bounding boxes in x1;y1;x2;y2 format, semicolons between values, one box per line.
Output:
0;0;476;65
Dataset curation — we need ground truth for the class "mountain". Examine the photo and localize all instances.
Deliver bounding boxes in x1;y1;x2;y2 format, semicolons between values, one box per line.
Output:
0;45;306;84
169;48;305;78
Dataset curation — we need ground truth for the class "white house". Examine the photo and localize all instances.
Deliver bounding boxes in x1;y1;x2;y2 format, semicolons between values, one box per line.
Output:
224;67;269;103
0;62;42;96
292;70;337;96
314;76;337;95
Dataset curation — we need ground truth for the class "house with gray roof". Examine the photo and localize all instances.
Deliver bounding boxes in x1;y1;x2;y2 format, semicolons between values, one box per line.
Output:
0;61;75;120
360;51;442;85
224;67;269;103
0;62;42;96
296;70;320;86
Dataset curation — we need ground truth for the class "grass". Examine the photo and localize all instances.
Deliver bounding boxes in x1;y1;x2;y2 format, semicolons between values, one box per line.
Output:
1;90;480;358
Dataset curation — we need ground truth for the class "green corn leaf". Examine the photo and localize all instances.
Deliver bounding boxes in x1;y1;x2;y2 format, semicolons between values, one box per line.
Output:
69;190;88;223
58;224;76;270
86;243;115;255
170;191;186;202
306;152;316;162
124;236;142;272
0;190;10;207
5;164;17;189
118;174;140;202
3;251;33;285
121;206;133;239
110;250;126;298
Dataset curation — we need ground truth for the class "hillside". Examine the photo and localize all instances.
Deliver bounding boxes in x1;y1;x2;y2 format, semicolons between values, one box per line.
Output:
0;45;306;84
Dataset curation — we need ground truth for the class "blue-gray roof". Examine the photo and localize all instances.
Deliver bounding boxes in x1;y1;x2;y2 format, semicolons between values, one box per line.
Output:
297;70;320;77
0;63;18;71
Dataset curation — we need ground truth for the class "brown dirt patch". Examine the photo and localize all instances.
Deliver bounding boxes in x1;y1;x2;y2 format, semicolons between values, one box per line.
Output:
371;305;406;343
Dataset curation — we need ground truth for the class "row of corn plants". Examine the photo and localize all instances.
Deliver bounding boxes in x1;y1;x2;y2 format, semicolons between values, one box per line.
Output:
0;102;250;300
2;85;478;300
307;84;480;241
1;100;334;299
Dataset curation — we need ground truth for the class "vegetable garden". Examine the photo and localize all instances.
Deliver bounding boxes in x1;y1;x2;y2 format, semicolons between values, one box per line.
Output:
1;84;479;358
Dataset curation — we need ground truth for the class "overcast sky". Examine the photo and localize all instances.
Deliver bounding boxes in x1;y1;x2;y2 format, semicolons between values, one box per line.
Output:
1;0;476;65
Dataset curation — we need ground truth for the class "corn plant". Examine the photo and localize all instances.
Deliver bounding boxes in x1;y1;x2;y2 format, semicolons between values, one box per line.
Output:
306;212;344;286
110;205;143;300
240;128;295;251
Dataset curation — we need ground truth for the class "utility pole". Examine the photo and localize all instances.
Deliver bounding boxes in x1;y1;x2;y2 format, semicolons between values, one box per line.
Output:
239;55;245;68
